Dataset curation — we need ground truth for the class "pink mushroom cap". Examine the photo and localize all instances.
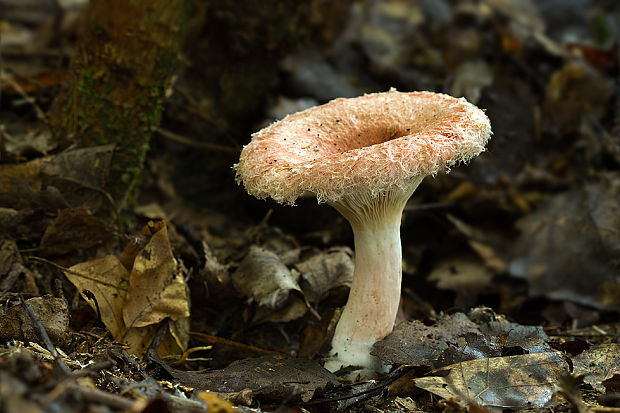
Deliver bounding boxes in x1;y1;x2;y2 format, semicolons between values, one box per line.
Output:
235;90;491;205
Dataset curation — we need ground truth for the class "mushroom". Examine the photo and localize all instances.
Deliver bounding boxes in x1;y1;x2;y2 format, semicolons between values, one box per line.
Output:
234;90;491;372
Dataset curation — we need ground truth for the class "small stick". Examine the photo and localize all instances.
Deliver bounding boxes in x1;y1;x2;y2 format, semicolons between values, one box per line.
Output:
67;384;136;410
20;296;72;377
156;127;238;153
1;73;48;122
190;331;289;357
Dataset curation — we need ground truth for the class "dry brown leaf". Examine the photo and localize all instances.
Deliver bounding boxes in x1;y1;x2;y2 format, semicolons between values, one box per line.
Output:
66;255;129;339
64;221;190;355
123;222;190;328
0;145;114;211
447;214;508;273
39;207;112;256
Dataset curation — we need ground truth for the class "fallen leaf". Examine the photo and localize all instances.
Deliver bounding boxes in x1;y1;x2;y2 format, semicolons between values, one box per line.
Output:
39;207;113;256
0;295;68;345
450;59;493;104
296;246;354;304
66;255;129;339
123;222;189;327
446;214;509;273
572;343;620;392
164;355;340;403
195;392;237;413
510;174;620;310
63;221;190;356
373;309;552;369
415;352;568;408
543;60;611;135
0;145;114;242
428;257;494;292
371;312;480;367
232;246;307;323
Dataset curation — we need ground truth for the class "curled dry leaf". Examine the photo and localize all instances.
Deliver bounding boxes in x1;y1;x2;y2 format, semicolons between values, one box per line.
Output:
450;59;493;104
446;214;509;273
296;246;354;304
123;222;189;327
0;144;114;212
65;255;128;339
0;239;33;293
371;312;480;367
63;221;190;356
232;245;308;323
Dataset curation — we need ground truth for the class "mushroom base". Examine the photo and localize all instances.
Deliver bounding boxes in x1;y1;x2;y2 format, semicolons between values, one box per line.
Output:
324;216;403;373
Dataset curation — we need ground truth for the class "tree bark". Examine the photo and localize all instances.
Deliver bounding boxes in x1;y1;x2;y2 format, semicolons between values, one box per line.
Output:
49;0;190;206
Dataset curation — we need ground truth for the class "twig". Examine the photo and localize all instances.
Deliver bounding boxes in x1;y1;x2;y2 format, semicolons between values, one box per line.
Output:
40;360;115;405
156;127;238;153
67;384;136;410
172;345;213;366
1;73;48;122
19;296;72;377
190;331;289;357
305;365;414;405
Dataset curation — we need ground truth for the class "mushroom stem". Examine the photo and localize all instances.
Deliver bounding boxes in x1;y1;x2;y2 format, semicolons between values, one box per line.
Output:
325;181;422;372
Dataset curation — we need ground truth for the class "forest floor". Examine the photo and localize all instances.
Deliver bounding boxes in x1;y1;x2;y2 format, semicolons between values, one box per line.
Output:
0;0;619;412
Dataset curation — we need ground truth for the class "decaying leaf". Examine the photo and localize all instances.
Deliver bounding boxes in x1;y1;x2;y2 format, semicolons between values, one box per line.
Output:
233;246;301;309
371;312;480;367
372;309;551;368
446;214;509;273
164;355;340;404
510;173;620;310
543;60;612;135
63;221;190;355
0;144;114;212
2;123;56;158
195;391;238;413
38;207;112;256
0;239;33;293
415;351;568;409
573;343;620;392
0;295;68;345
296;246;354;304
450;59;493;104
232;246;308;323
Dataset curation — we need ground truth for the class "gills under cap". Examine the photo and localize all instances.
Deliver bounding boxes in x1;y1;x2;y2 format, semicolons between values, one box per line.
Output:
235;90;491;204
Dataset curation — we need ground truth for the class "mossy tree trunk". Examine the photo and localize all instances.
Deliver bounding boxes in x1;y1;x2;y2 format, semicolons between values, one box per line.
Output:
49;0;190;207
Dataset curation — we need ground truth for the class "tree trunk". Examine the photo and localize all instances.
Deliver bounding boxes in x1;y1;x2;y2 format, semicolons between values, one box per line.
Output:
49;0;190;206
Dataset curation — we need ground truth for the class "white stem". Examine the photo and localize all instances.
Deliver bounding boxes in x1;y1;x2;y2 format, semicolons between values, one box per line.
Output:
325;216;402;372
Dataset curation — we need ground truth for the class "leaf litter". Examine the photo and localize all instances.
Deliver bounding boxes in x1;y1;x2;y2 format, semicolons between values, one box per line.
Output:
0;0;619;411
